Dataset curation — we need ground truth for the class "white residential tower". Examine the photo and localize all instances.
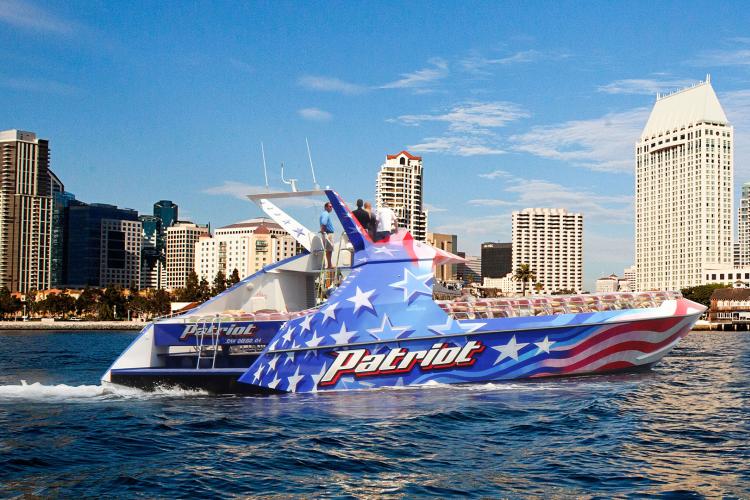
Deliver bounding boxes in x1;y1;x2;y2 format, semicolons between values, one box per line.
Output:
635;76;733;291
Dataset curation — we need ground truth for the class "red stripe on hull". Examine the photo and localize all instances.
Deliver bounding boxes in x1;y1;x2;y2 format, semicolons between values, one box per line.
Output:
561;330;685;374
568;316;682;358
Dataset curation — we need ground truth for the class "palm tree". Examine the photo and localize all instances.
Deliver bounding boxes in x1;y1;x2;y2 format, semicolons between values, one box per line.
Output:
513;264;536;296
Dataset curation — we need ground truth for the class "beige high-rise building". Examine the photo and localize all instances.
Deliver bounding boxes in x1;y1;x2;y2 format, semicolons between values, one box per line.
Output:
165;222;209;289
426;232;457;281
511;208;583;294
0;130;59;292
635;76;733;291
375;150;428;241
195;218;302;282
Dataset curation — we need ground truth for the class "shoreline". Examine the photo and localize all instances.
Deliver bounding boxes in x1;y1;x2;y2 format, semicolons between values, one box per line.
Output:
0;321;145;331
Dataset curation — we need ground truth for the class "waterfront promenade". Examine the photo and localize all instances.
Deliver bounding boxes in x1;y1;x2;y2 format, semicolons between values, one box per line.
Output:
0;321;144;331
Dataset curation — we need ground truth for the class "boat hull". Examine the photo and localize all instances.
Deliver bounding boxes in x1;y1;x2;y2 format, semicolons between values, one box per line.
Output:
109;368;279;395
240;304;702;394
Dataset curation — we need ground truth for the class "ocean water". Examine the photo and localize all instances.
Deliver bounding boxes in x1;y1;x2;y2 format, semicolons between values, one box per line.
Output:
0;330;748;498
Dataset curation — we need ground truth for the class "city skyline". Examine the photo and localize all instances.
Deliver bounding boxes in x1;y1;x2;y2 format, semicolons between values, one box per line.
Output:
4;1;750;291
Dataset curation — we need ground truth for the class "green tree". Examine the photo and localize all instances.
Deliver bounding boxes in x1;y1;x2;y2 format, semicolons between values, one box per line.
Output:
177;271;201;302
198;277;212;301
513;264;536;296
128;293;150;319
75;287;101;317
552;289;576;296
681;283;726;308
213;270;227;295
99;286;126;320
533;282;544;295
228;268;241;286
149;289;172;317
0;287;21;318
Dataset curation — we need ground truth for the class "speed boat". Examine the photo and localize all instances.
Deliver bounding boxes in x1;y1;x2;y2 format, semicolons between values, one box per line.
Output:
102;189;706;394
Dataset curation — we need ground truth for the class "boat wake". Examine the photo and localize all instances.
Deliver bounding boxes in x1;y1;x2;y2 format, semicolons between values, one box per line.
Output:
0;380;207;402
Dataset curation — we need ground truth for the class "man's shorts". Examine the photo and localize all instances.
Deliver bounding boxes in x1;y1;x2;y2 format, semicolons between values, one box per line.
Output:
323;233;334;251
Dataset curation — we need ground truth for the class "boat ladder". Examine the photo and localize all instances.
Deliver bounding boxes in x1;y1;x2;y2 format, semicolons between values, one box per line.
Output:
315;231;349;303
195;314;221;369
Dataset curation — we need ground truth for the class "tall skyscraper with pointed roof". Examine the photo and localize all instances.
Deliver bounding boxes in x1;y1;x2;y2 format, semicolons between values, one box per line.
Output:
635;76;733;291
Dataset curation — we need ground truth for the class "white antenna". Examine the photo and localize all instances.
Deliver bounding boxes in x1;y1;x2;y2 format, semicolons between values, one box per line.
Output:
261;142;269;191
280;162;298;192
305;137;320;190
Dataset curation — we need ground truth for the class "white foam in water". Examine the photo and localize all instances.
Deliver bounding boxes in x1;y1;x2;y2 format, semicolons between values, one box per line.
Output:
0;380;207;401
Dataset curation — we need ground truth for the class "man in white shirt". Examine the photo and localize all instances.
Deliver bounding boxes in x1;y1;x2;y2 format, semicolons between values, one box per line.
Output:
375;202;397;242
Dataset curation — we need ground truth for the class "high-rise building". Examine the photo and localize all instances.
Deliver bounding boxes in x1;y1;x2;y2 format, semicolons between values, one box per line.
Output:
0;129;60;292
456;252;481;283
623;265;636;292
143;200;179;289
375;150;428;241
195;218;302;282
153;200;178;230
481;242;512;279
51;190;76;288
511;208;583;294
738;183;750;267
165;221;209;289
635;76;733;291
426;232;458;281
65;203;141;288
139;215;163;289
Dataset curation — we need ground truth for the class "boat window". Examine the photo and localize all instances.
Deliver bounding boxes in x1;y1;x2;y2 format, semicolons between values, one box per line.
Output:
436;291;681;320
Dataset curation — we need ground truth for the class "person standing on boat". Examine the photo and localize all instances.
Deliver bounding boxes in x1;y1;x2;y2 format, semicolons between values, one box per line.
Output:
375;202;397;242
364;201;377;239
352;199;371;232
320;201;335;268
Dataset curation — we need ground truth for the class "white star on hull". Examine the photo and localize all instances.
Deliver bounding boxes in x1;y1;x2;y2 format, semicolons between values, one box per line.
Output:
534;336;555;354
491;335;529;365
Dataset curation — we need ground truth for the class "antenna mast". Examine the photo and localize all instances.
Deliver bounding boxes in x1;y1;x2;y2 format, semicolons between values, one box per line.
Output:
280;162;298;192
261;142;269;191
306;137;320;190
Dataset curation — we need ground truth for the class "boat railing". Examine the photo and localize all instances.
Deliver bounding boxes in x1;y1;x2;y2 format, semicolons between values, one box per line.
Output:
437;291;682;320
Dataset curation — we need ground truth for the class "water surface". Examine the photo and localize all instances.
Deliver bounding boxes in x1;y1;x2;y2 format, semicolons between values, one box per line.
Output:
0;330;748;498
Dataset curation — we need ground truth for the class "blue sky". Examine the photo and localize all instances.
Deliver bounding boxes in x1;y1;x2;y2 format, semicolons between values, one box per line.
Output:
2;0;750;289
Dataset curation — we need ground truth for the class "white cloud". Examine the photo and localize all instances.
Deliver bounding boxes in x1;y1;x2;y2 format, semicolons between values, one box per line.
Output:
597;78;696;95
409;136;505;156
460;49;569;74
478;169;512;180
423;203;448;213
468;176;633;224
434;214;511;239
0;0;74;34
467;199;514;207
693;48;750;67
0;76;78;95
203;181;271;201
395;101;528;157
298;107;332;122
298;75;366;95
506;180;632;223
380;58;449;89
395;101;529;131
510;107;649;173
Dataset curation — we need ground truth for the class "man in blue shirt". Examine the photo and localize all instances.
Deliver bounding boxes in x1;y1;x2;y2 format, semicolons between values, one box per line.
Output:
319;202;335;268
